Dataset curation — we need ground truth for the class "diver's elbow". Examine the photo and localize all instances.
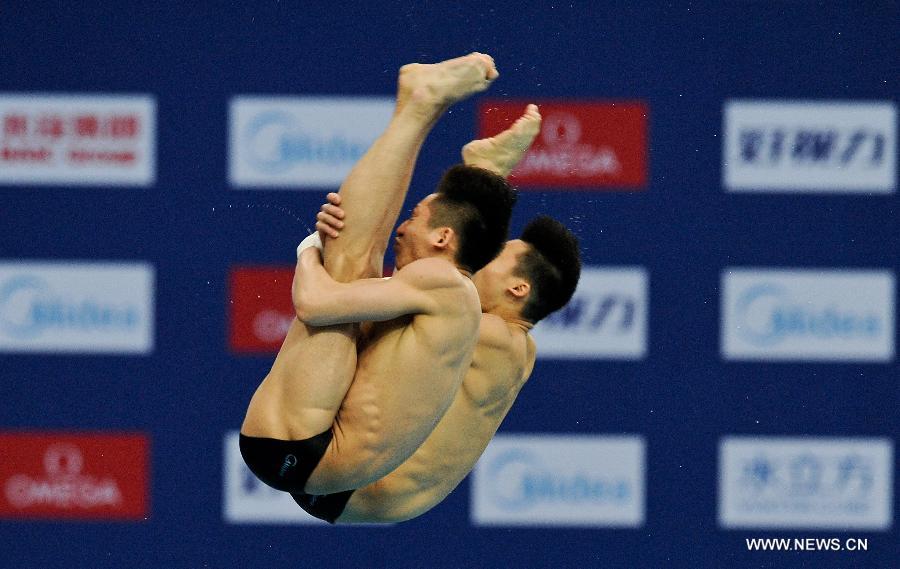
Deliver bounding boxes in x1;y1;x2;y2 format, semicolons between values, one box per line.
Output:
293;288;324;325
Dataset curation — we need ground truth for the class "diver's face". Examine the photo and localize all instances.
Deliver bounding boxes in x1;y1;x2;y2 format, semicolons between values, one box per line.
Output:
393;194;439;269
472;239;529;310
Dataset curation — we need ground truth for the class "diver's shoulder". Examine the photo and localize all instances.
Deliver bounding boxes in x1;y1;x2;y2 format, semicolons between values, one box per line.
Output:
397;257;468;289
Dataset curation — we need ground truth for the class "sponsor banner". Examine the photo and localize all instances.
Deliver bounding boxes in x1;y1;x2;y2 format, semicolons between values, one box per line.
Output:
0;94;155;186
721;269;894;362
719;436;893;530
222;431;325;524
229;263;393;353
0;432;149;520
229;96;394;188
531;267;647;359
478;100;647;189
723;100;896;193
0;262;154;354
471;435;645;527
229;266;295;353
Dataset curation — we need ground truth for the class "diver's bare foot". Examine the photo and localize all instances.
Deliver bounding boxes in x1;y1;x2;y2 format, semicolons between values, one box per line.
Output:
462;104;542;177
396;52;498;116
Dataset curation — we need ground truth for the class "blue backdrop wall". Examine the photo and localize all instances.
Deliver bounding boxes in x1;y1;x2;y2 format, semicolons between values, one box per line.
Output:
1;2;897;567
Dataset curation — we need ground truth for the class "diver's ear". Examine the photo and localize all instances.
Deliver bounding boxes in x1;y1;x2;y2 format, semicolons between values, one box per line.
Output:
432;226;454;250
509;280;530;299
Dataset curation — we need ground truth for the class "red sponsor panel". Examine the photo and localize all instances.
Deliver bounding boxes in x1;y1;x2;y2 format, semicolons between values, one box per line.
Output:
229;264;395;354
0;432;149;520
478;100;648;189
229;266;295;353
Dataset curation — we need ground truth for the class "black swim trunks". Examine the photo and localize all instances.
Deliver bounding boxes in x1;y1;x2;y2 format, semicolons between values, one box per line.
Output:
291;490;355;524
239;431;333;493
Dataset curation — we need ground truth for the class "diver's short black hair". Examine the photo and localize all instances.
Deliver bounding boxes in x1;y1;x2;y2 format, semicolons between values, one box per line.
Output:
515;216;581;323
428;164;517;273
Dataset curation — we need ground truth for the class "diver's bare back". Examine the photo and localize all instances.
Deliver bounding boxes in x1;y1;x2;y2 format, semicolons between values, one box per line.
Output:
306;257;482;492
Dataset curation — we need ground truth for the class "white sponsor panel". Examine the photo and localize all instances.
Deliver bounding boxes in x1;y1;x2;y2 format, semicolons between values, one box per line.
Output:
531;267;647;359
0;94;156;186
471;435;645;527
229;96;394;188
0;262;154;354
723;100;896;193
222;431;325;524
721;269;894;362
719;436;893;530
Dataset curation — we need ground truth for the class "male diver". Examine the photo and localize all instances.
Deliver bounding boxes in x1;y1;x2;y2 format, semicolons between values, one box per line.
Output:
241;53;519;495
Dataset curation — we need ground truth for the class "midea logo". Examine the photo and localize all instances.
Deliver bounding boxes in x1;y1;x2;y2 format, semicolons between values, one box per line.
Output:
0;276;139;338
243;111;368;174
486;449;631;512
735;284;881;347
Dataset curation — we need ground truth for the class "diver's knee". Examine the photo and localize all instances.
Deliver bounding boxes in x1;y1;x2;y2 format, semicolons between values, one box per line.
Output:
324;248;382;281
